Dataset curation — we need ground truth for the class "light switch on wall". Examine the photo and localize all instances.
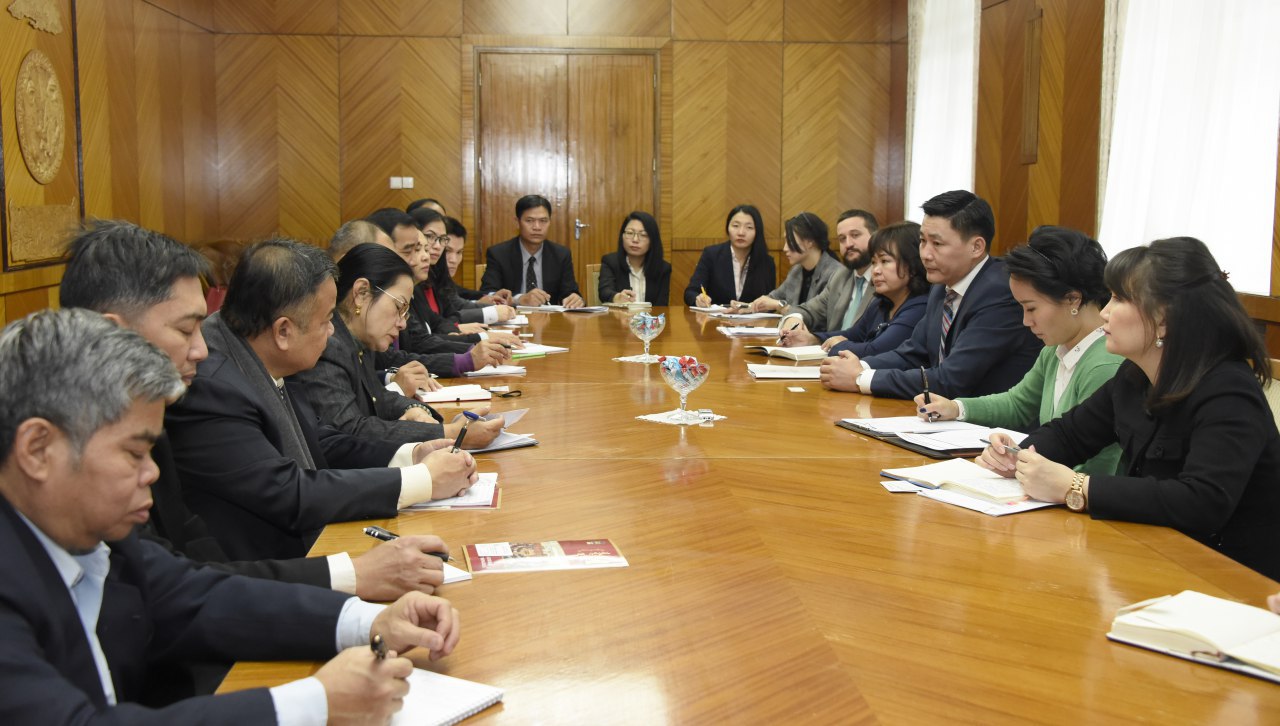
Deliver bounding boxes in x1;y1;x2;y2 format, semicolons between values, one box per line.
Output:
389;177;403;189
402;177;414;189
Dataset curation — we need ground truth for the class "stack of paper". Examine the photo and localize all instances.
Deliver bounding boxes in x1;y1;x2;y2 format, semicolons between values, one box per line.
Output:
404;473;500;510
464;365;527;377
417;384;492;404
718;326;778;337
512;342;568;355
747;363;821;380
565;306;608;313
604;301;652;310
517;304;566;313
390;669;503;726
710;311;783;321
491;314;530;326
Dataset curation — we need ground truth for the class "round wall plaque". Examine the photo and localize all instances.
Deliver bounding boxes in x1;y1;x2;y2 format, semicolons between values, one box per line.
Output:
15;49;65;185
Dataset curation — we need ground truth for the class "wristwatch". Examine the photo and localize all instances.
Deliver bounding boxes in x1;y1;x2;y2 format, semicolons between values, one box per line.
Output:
1065;473;1088;512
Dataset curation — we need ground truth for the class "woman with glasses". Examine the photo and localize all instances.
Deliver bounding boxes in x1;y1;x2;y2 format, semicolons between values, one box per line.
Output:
599;211;672;305
292;243;505;447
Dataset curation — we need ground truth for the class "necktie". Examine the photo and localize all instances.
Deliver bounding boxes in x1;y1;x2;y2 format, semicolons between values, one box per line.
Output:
840;276;866;329
939;289;959;361
525;256;538;294
72;546;117;704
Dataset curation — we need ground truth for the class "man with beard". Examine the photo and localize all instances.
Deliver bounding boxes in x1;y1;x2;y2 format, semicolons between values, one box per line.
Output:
777;209;879;334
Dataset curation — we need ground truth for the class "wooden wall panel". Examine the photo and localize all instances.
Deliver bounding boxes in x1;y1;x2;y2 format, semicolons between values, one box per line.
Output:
1057;0;1102;234
339;37;462;221
216;35;340;243
782;43;891;231
135;2;190;234
178;18;219;242
784;0;890;43
338;0;463;37
80;0;142;224
672;41;782;298
975;0;1029;253
673;0;782;41
214;0;338;34
143;0;215;30
568;0;669;37
464;0;567;35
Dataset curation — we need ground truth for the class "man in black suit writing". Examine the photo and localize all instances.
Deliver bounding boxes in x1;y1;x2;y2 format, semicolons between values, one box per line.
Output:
0;308;459;722
480;194;586;308
60;220;456;601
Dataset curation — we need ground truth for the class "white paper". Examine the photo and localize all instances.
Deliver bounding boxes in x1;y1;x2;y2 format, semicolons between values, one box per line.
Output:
442;562;472;584
467;431;538;453
417;384;492;404
917;488;1057;516
565;306;608;313
474;542;514;557
389;668;503;726
897;426;1027;452
747;363;821;380
710;311;783;321
513;342;568;355
881;479;924;493
787;387;806;393
492;315;530;326
404;473;497;510
464;365;527;377
841;416;985;435
483;407;527;427
717;326;778;337
516;304;565;313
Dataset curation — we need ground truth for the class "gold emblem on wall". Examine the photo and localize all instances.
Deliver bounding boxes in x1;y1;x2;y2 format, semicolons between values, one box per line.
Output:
7;0;62;34
14;49;65;185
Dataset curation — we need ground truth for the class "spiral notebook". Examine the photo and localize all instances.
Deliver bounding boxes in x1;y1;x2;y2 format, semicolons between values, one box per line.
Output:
390;668;504;725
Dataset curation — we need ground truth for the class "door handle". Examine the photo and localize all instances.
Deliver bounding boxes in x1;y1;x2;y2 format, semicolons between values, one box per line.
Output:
574;218;590;241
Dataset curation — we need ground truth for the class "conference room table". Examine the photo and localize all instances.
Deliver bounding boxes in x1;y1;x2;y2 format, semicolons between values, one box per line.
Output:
219;307;1280;723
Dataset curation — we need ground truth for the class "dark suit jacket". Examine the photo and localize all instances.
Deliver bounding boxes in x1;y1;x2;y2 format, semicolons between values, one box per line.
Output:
481;237;580;304
290;314;444;446
598;251;671;305
0;497;349;722
682;242;777;306
861;257;1041;399
142;434;330;587
1022;359;1280;580
400;281;477;360
164;351;405;560
825;293;928;358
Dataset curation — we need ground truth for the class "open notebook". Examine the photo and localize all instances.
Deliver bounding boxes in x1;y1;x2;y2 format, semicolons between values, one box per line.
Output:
390;668;504;726
1108;590;1280;684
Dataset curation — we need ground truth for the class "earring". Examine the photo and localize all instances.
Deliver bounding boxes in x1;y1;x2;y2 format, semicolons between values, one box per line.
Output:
354;305;362;315
1155;337;1164;348
1070;308;1078;316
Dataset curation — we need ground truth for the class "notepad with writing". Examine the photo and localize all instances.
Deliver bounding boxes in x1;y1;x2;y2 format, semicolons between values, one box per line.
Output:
743;344;827;361
604;301;652;310
390;668;504;726
880;458;1028;504
418;384;493;404
1108;590;1280;684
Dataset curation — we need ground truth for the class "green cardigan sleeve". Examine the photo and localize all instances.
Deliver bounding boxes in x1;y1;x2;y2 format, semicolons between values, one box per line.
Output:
956;345;1054;430
1059;340;1124;476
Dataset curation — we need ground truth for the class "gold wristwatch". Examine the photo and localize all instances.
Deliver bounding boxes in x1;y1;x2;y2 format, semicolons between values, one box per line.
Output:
1065;473;1088;512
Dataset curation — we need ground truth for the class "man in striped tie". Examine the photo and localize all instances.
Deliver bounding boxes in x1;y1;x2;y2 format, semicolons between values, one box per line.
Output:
819;190;1040;399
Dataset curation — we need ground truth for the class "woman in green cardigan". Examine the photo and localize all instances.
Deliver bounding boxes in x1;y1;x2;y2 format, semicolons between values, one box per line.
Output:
914;225;1123;475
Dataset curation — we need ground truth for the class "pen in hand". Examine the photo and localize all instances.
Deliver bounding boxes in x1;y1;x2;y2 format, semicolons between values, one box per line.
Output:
371;633;387;660
980;437;1023;455
363;525;453;562
778;321;800;345
451;410;481;452
920;367;938;422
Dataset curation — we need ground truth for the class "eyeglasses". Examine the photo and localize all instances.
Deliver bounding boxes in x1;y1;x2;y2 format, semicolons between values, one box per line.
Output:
374;286;412;320
622;230;649;240
423;232;451;247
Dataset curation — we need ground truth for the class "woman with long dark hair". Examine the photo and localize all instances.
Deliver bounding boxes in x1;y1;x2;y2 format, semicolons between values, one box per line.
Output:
980;237;1280;579
684;204;777;307
749;212;842;312
598;211;672;305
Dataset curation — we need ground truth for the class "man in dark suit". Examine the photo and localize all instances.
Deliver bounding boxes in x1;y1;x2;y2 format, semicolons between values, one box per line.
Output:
0;308;460;721
819;190;1041;399
480;194;585;308
60;220;461;601
165;240;480;561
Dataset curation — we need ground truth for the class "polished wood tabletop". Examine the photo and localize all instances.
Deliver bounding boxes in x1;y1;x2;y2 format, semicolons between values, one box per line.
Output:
219;308;1280;724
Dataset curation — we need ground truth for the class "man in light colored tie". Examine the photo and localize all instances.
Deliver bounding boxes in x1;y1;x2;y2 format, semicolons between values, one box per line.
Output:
776;209;879;342
0;308;461;722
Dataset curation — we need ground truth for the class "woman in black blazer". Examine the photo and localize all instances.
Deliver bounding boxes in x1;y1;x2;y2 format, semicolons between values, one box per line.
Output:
683;204;777;306
598;211;672;305
980;237;1280;579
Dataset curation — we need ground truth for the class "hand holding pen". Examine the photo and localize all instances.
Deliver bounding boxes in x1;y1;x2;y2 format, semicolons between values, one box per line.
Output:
913;390;960;422
918;367;939;422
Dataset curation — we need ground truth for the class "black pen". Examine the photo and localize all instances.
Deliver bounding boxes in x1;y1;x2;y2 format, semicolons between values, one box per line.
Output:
920;367;939;422
451;410;480;453
777;321;800;345
363;525;452;562
371;633;387;660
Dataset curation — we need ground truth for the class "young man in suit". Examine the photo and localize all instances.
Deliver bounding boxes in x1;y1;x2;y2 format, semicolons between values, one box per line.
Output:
480;194;585;308
60;220;462;601
0;308;460;721
819;190;1041;399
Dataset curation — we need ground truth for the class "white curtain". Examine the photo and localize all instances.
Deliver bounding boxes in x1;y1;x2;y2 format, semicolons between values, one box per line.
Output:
905;0;980;222
1098;0;1280;294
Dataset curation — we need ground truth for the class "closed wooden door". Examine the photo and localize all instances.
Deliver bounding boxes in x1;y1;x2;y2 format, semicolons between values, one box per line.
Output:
477;51;657;297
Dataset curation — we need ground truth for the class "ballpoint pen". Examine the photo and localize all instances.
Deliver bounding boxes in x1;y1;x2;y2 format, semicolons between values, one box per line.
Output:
363;525;453;562
778;321;800;345
980;437;1023;454
451;409;480;452
920;367;939;422
371;633;387;660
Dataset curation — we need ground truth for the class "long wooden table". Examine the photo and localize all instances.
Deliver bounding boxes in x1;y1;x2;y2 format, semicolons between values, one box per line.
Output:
220;308;1280;723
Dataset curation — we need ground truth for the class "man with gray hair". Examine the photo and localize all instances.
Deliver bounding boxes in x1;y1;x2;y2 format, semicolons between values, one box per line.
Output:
328;219;391;262
60;219;460;602
0;308;460;721
165;239;482;561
